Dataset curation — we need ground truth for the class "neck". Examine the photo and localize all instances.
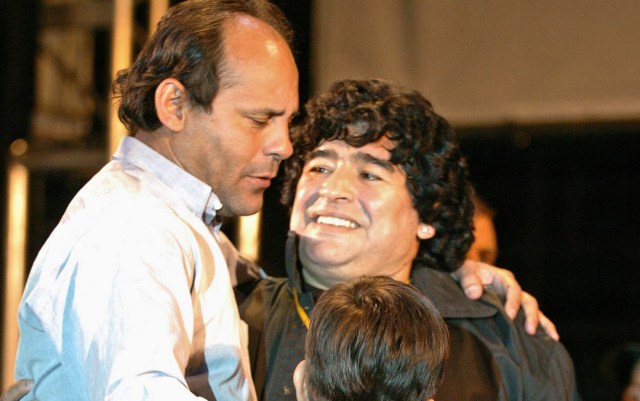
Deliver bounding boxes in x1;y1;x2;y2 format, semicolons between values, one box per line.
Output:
300;268;330;290
135;129;182;167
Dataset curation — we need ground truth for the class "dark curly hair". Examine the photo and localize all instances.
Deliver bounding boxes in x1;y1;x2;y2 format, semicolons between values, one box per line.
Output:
281;79;474;272
112;0;293;134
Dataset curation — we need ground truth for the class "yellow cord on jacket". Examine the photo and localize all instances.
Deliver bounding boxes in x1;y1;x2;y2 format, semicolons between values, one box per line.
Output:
292;287;310;329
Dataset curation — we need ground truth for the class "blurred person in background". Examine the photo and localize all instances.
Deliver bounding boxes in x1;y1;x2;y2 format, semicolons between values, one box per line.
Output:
466;193;499;265
602;343;640;401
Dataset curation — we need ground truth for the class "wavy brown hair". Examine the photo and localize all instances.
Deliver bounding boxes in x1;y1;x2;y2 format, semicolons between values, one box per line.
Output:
112;0;293;134
304;275;449;401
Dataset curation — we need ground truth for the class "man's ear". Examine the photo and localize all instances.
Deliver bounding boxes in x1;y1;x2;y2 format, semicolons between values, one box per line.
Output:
293;360;308;401
417;223;436;240
155;78;187;132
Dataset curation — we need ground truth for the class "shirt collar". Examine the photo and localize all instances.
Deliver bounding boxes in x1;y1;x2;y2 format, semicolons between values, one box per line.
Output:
113;136;223;226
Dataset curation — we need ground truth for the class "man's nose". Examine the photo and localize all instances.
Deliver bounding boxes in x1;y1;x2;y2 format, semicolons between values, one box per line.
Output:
318;168;355;201
265;122;293;161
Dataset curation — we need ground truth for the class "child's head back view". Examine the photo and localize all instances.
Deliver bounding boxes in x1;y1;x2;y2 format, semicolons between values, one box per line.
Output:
294;275;449;401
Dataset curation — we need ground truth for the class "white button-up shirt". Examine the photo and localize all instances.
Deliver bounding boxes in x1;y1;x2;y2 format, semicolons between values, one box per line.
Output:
15;136;256;401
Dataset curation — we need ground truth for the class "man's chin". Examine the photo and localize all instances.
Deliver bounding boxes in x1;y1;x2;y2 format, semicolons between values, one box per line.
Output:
217;200;263;218
299;241;355;267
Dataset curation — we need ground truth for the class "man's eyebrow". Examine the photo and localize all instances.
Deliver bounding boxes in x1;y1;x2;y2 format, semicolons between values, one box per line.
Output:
308;148;338;161
353;152;395;172
245;107;291;118
307;148;395;172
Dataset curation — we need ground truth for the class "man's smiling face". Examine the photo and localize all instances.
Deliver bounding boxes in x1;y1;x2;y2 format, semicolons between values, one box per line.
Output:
290;138;423;289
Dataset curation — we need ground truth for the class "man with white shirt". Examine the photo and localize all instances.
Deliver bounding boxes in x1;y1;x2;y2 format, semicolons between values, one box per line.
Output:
14;1;298;400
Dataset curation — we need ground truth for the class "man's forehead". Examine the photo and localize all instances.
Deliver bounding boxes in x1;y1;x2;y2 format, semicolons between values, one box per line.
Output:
310;139;401;173
313;137;396;157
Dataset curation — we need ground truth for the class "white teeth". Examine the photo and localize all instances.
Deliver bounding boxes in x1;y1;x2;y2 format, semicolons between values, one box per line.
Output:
316;216;358;228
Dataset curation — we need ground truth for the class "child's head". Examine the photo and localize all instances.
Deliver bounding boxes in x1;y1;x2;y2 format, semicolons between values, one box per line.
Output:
294;275;449;401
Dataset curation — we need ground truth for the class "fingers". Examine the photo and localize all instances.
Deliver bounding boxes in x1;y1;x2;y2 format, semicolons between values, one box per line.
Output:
520;291;540;335
520;292;560;340
537;311;560;341
478;263;522;319
454;260;524;311
454;260;560;341
496;269;522;320
1;380;33;401
452;260;483;300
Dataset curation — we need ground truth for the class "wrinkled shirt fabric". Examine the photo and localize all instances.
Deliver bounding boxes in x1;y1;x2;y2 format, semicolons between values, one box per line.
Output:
15;136;256;401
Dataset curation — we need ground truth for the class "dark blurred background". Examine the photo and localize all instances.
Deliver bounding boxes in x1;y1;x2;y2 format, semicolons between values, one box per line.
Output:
1;1;639;400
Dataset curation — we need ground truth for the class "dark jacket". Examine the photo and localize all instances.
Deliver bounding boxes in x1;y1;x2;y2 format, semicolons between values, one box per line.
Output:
238;234;581;401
